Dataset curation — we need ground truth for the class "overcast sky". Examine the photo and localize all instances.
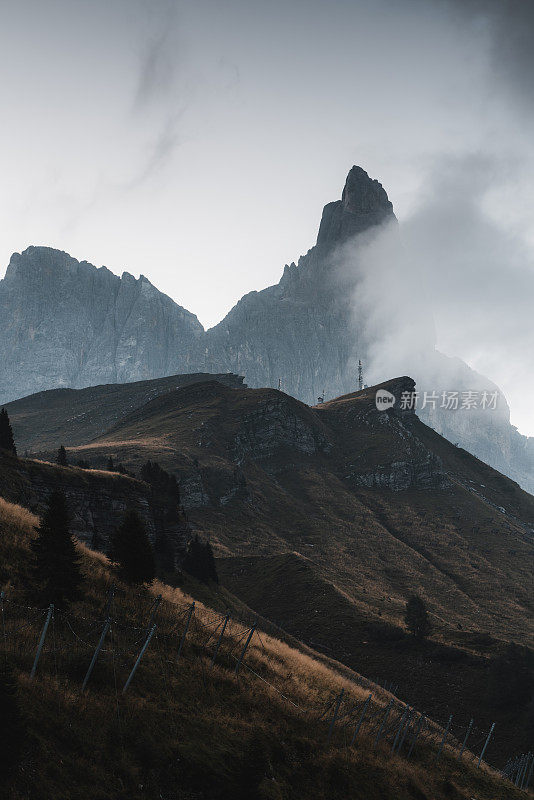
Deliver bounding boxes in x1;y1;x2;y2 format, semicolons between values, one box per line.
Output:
0;0;533;434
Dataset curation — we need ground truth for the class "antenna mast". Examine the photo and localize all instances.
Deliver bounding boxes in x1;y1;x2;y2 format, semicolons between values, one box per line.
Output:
358;360;363;391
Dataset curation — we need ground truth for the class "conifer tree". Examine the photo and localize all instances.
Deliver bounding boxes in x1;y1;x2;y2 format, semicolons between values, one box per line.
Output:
109;509;155;585
487;643;534;709
183;535;219;584
56;445;68;466
30;490;83;607
205;539;219;584
0;407;17;456
0;667;25;787
404;594;431;640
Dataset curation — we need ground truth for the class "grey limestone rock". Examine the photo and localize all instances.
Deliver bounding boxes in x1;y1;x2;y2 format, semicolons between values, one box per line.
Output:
0;246;203;403
1;168;532;494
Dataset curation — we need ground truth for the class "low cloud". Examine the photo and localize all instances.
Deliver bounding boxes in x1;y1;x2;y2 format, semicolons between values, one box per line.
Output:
341;153;534;434
443;0;534;110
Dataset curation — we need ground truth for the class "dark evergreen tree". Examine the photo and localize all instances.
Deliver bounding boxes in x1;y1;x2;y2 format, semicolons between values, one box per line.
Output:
30;490;83;607
183;535;219;584
56;445;68;466
487;643;534;709
205;539;219;584
404;594;431;640
140;460;181;505
0;407;17;456
109;509;155;585
0;667;25;787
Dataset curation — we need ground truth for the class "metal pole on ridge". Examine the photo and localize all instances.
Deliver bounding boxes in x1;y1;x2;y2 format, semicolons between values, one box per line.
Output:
327;689;344;744
350;694;372;746
82;617;111;690
477;722;495;768
392;706;410;754
235;624;256;677
407;713;425;759
210;613;230;668
375;699;394;748
144;594;162;636
102;584;116;619
397;708;414;754
177;602;195;661
458;718;473;760
30;604;54;679
435;715;453;764
123;624;156;694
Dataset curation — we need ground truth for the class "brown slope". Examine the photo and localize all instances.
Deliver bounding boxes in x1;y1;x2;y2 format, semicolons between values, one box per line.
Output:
46;375;534;646
5;371;244;454
2;375;534;760
0;497;524;799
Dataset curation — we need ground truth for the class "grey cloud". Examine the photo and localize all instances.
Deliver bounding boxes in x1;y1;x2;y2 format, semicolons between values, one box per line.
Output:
443;0;534;107
133;1;181;110
343;152;533;427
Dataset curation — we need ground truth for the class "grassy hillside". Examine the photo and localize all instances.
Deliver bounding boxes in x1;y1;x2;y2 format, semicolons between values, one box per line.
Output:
28;378;532;645
1;376;532;774
0;497;528;800
5;372;244;454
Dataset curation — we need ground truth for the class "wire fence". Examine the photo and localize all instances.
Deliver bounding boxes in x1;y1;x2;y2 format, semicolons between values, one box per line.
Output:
0;588;531;794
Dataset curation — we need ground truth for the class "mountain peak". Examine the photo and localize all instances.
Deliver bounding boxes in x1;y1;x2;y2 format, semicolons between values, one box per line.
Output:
316;165;395;248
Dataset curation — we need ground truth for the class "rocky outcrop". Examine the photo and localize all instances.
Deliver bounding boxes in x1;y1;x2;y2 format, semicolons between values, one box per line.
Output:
1;169;532;494
349;454;447;491
200;165;398;402
0;246;203;404
0;452;190;572
233;395;331;462
316;165;395;248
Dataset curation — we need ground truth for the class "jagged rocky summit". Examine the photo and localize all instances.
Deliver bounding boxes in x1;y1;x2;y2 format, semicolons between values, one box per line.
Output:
0;167;532;493
0;246;203;401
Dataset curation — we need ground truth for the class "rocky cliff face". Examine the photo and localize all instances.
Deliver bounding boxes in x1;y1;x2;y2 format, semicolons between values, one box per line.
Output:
202;168;533;494
0;451;190;572
202;166;399;400
0;169;532;494
0;246;203;403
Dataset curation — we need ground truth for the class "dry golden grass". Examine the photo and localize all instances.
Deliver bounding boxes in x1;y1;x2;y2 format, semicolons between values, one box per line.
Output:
0;496;38;532
0;496;527;800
